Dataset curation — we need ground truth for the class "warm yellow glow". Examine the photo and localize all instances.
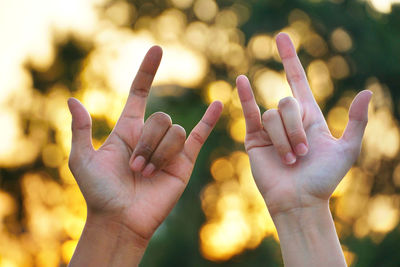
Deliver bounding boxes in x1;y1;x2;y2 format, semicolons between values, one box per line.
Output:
367;195;399;233
331;28;353;52
200;211;251;261
288;9;311;26
105;1;134;27
215;9;238;28
332;168;353;197
364;107;400;159
334;168;371;224
368;0;400;13
193;0;218;22
206;80;232;105
0;108;41;167
36;249;60;267
327;106;348;138
211;158;235;181
229;117;246;143
59;161;77;185
0;259;18;267
0;109;19;157
201;183;219;218
200;151;277;261
82;30;208;94
61;240;79;263
353;216;370;238
392;163;400;187
185;21;210;51
156;9;187;42
82;89;111;117
254;69;292;109
248;34;274;60
0;191;16;219
307;60;334;104
42;144;65;168
171;0;194;9
64;216;85;240
303;33;328;57
342;245;356;267
223;43;247;70
328;56;350;79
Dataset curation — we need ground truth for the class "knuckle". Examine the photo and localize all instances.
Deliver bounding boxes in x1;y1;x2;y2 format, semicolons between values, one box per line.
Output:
275;143;290;154
278;97;297;109
190;131;205;145
287;71;304;84
132;87;149;98
149;154;165;169
262;109;279;123
149;112;172;126
171;124;186;140
287;128;305;140
247;110;260;121
136;143;153;158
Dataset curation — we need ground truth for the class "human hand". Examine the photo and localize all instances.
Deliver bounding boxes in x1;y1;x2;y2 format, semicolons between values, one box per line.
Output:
68;46;223;246
236;33;371;217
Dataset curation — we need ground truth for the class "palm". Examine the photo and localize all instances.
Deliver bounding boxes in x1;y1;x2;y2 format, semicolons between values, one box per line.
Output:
237;34;371;215
246;114;351;213
68;46;222;240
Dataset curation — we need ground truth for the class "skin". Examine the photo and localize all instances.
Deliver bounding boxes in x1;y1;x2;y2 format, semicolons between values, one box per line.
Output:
68;46;223;267
236;33;372;267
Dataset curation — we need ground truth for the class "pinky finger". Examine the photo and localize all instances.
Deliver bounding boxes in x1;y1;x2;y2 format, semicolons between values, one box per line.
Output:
184;101;223;163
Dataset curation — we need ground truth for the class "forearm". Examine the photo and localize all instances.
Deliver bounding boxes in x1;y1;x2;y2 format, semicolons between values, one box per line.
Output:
271;201;346;267
68;212;149;267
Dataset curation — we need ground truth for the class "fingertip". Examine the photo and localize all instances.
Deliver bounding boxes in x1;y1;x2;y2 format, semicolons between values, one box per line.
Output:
211;100;224;113
275;32;290;42
295;143;308;156
362;89;373;102
236;74;248;83
283;152;297;165
142;163;156;177
130;155;146;172
148;45;163;59
171;124;187;140
275;32;296;60
67;97;78;110
236;75;250;88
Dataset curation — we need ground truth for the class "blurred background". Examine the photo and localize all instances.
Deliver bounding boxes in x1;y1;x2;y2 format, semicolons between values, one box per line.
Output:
1;0;400;266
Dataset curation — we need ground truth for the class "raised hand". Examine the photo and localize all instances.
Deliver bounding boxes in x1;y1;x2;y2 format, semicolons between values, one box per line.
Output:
237;33;371;267
68;46;222;266
237;33;371;215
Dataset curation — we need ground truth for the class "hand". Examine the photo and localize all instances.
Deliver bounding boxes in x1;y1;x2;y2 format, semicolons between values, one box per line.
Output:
68;46;223;245
236;33;372;217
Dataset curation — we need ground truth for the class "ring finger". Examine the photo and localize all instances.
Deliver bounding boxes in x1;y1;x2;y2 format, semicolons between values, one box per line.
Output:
262;109;296;165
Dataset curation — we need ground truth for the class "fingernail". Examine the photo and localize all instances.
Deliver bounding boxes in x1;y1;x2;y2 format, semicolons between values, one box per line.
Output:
295;143;308;156
131;156;146;171
284;152;296;165
142;163;156;177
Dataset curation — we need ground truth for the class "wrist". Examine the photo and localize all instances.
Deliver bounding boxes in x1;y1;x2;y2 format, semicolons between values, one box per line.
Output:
270;201;331;237
85;211;150;250
69;211;150;267
270;201;346;267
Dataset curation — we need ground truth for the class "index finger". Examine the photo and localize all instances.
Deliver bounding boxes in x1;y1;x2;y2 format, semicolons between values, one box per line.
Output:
236;75;263;134
276;33;318;108
119;46;163;121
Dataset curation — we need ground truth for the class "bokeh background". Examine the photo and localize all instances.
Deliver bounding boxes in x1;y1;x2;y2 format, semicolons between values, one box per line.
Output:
1;0;400;266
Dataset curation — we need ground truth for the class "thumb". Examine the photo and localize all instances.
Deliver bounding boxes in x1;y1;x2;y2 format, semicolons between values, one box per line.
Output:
67;98;94;157
341;90;372;149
